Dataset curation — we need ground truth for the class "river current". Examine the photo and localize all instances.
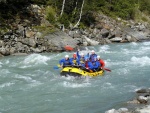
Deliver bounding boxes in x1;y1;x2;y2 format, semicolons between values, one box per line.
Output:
0;42;150;113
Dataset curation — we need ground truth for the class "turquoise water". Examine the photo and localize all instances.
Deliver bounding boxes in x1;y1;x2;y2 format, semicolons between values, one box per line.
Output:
0;42;150;113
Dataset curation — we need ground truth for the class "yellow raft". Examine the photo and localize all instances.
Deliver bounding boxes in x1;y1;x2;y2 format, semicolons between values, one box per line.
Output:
60;66;104;77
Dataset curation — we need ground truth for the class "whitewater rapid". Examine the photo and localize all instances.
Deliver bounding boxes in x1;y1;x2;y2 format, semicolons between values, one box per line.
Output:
0;42;150;113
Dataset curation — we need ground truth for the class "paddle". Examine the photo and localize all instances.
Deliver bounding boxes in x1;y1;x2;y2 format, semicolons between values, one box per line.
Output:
53;64;61;69
103;68;111;72
64;45;74;51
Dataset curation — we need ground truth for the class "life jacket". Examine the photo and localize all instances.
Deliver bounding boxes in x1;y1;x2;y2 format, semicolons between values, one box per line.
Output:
64;59;71;65
90;54;97;61
98;59;105;68
80;57;85;64
92;61;96;66
72;58;77;65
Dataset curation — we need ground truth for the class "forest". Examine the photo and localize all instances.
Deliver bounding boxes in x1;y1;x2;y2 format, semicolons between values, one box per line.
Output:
0;0;150;28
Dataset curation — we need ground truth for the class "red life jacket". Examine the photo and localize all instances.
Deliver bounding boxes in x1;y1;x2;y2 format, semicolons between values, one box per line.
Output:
98;59;105;68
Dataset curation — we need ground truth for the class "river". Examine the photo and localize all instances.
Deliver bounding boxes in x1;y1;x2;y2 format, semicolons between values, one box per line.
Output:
0;42;150;113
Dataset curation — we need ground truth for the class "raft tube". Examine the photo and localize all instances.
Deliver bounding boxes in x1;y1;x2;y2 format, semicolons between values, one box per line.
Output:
60;66;104;77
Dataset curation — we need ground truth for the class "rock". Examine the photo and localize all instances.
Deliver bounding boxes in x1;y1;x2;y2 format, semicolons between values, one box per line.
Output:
118;108;129;113
105;109;119;113
12;53;28;56
126;35;132;42
9;47;16;54
0;40;4;47
44;31;78;51
83;41;88;46
20;38;36;47
127;99;140;104
137;96;148;104
136;89;150;93
101;28;109;38
105;38;112;44
84;36;99;46
30;47;42;53
0;53;3;57
134;105;150;113
0;47;10;56
26;30;36;38
110;37;122;42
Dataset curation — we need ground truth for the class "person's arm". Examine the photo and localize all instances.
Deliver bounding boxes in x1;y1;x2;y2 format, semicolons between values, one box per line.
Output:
101;60;105;68
88;62;94;70
59;59;64;68
69;59;73;65
77;50;80;59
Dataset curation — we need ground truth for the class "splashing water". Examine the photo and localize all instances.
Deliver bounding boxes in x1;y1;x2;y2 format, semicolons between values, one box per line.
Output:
0;42;150;113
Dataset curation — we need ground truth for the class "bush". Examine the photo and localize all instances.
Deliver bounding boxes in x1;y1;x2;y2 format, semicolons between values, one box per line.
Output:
45;6;56;24
58;14;70;27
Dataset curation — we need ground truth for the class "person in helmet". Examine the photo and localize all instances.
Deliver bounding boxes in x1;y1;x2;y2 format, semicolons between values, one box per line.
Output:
97;55;105;69
59;55;73;68
89;50;97;62
70;53;79;65
84;57;93;70
77;49;86;66
91;57;101;71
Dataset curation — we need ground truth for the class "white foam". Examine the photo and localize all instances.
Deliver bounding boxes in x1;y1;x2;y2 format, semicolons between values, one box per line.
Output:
131;42;138;46
99;45;110;53
143;42;150;46
15;75;36;83
21;54;51;67
0;82;14;88
131;56;150;67
62;81;91;88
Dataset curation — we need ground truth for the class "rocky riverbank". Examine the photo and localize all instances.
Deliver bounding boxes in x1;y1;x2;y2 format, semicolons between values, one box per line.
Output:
0;4;150;57
105;88;150;113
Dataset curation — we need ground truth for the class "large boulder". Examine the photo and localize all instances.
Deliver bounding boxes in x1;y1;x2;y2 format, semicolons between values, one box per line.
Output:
19;38;36;47
44;31;78;51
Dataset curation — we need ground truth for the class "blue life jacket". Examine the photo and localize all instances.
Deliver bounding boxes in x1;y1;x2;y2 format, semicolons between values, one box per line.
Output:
59;58;73;66
90;54;97;62
92;61;101;70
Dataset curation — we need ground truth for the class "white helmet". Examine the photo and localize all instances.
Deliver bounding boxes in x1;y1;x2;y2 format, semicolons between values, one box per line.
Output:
91;50;95;53
65;55;69;58
97;55;100;58
80;53;84;56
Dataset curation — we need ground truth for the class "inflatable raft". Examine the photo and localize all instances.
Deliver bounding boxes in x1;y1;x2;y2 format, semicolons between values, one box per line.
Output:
60;65;104;77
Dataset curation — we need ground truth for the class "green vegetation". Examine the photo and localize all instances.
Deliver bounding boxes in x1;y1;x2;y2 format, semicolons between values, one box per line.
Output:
0;0;150;32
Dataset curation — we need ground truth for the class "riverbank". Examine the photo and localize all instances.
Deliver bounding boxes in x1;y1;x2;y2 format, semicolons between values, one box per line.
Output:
0;4;150;57
105;88;150;113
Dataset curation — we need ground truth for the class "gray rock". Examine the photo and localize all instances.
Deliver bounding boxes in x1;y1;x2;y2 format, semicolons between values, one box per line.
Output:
44;31;78;51
20;38;36;47
137;96;148;104
101;28;109;38
136;89;150;94
0;47;10;56
0;40;4;47
110;37;122;42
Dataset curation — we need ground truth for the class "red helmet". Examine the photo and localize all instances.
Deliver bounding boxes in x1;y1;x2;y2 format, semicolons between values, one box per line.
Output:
73;53;77;58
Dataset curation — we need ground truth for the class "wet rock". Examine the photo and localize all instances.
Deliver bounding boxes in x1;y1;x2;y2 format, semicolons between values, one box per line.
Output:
136;89;150;94
137;96;148;104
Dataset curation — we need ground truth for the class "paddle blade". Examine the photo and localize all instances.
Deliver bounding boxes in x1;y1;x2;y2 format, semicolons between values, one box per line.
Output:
53;66;59;69
104;68;111;72
64;45;73;51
